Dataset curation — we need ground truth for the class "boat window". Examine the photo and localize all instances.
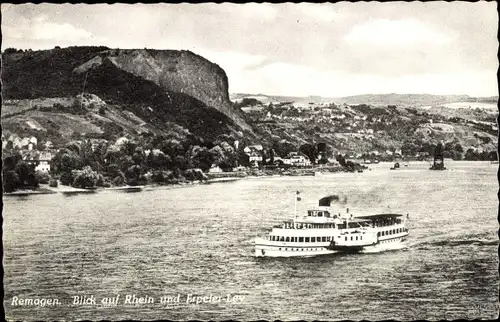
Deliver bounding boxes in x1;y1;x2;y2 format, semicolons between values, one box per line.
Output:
280;236;284;241
350;236;353;241
305;237;310;242
377;232;380;237
299;237;304;242
322;237;326;242
318;212;323;217
382;231;385;236
326;237;330;241
355;236;358;240
360;236;362;240
308;211;312;217
345;236;348;241
311;237;316;242
285;237;290;242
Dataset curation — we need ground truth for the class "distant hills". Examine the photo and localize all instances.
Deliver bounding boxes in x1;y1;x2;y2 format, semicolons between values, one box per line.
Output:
230;92;498;108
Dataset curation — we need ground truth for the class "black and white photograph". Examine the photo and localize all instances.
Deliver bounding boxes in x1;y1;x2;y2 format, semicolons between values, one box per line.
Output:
1;2;498;320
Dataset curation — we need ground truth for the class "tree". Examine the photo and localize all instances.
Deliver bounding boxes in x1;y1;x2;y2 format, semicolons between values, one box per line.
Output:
125;165;141;186
145;149;170;169
52;148;81;185
268;148;275;165
72;166;99;188
299;143;317;164
15;162;35;186
3;170;20;193
454;144;464;153
3;47;19;54
464;148;479;161
272;140;298;158
237;149;250;167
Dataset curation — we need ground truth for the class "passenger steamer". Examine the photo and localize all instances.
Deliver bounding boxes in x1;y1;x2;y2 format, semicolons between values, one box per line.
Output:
254;195;409;257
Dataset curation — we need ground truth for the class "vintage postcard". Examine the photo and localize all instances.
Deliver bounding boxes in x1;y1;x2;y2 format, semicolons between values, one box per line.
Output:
1;2;498;321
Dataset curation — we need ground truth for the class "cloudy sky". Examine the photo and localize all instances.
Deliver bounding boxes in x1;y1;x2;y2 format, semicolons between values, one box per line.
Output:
2;2;498;97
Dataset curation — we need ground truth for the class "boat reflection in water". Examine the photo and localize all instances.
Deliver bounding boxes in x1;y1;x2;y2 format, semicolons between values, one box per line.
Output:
254;194;409;257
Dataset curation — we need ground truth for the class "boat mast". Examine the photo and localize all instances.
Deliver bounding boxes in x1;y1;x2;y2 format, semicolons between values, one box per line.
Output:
294;191;298;221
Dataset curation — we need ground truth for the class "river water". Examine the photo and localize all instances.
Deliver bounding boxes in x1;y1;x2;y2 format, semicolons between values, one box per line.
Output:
3;161;498;320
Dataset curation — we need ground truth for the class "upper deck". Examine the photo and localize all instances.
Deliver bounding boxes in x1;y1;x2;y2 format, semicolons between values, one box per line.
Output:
355;213;406;227
273;210;405;230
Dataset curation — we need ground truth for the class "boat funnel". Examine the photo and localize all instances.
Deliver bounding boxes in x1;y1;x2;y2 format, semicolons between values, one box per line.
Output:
318;195;341;207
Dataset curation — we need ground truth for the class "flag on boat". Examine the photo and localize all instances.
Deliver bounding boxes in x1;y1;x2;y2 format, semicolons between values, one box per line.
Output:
296;191;301;201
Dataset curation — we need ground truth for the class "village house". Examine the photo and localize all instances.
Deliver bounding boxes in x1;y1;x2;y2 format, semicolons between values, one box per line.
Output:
35;151;52;173
244;144;263;154
249;151;263;163
208;165;223;173
283;152;311;167
22;150;53;173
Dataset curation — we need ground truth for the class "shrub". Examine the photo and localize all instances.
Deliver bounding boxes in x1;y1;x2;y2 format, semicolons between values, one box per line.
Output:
96;174;105;187
99;106;106;115
112;175;125;186
183;168;207;181
72;166;99;188
49;179;59;187
35;171;51;184
60;171;74;186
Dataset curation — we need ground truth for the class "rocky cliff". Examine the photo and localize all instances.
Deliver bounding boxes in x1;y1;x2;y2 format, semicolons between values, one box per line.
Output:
73;48;252;132
2;46;253;136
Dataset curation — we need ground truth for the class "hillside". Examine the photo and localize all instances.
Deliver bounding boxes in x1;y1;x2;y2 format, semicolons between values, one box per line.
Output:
241;99;498;158
2;46;253;142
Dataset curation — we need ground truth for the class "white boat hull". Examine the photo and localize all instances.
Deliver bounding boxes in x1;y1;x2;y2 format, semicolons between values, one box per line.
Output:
255;235;408;258
255;244;337;257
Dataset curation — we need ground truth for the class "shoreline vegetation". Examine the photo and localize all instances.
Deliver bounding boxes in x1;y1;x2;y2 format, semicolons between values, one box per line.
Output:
3;165;349;196
4;161;495;197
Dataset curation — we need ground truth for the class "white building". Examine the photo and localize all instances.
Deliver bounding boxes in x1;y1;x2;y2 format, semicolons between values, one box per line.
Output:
284;152;311;167
209;165;223;173
249;152;263;163
32;151;53;173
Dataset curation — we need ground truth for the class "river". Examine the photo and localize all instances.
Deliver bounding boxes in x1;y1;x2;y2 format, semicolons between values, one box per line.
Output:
3;161;498;320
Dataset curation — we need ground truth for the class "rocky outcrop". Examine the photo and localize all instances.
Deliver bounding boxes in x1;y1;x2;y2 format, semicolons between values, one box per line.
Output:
72;48;252;132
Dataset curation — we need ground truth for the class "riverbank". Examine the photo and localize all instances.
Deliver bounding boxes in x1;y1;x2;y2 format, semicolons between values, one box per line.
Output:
2;165;354;197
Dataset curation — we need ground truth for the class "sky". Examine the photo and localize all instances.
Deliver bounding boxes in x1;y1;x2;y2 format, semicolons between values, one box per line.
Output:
1;2;498;97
